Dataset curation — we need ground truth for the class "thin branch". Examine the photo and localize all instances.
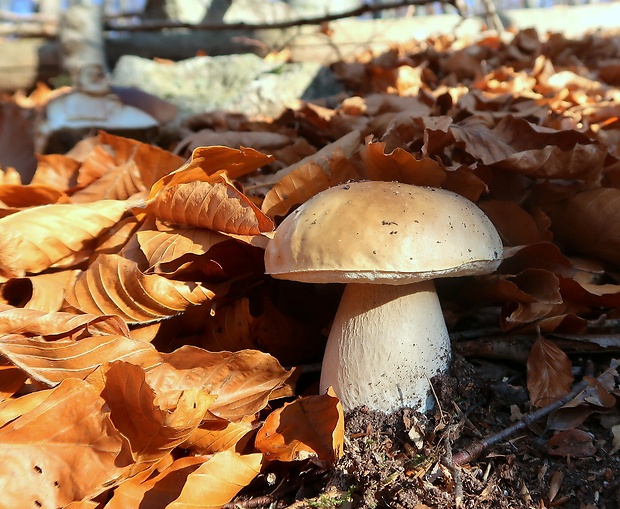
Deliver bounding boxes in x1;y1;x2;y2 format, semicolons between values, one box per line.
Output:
104;0;463;33
451;360;600;466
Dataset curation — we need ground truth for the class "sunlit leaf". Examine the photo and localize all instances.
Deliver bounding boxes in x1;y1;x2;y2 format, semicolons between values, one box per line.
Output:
147;346;296;422
255;389;344;468
101;362;215;463
0;378;127;507
0;199;128;277
0;332;162;385
65;253;216;324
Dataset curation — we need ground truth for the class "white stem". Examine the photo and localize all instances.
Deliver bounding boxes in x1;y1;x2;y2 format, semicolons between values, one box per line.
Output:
319;280;451;413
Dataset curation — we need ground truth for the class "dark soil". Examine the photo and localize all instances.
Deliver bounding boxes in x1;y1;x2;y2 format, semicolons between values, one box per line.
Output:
231;356;620;509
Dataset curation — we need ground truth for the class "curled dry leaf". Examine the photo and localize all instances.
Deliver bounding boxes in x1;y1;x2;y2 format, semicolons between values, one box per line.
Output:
261;162;331;221
0;199;128;277
106;451;262;509
0;183;70;207
65;253;216;324
478;200;553;246
0;307;129;338
0;270;79;312
30;153;80;190
527;337;574;408
101;361;215;463
0;333;162;386
255;388;344;468
181;415;257;455
149;346;296;422
359;140;446;187
0;359;27;401
71;133;185;203
144;145;274;202
451;115;606;182
145;172;274;235
0;378;127;508
136;224;228;269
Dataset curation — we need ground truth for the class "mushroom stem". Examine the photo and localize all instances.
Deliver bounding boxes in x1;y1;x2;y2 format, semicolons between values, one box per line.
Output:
319;280;451;413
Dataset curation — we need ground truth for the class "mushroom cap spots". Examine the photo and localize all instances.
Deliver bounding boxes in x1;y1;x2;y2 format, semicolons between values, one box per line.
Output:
265;181;503;284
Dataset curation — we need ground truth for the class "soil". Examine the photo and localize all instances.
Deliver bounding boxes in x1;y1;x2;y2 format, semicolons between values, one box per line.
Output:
229;356;620;509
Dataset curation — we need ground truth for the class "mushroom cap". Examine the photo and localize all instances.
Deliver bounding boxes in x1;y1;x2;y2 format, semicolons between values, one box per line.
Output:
265;181;503;284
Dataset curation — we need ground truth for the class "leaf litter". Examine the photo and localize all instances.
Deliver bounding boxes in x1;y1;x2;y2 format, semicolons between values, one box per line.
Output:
0;27;620;508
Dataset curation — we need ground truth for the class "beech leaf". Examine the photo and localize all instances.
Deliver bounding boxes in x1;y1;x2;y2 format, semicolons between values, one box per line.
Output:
255;389;344;468
148;346;296;422
0;378;127;507
0;333;162;386
65;253;216;324
527;337;574;407
101;361;215;463
0;200;128;277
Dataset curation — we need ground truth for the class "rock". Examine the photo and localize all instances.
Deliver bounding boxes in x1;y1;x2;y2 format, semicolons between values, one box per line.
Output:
111;53;343;118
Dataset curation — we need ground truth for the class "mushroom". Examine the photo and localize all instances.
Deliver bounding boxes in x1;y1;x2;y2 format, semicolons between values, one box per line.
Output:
264;181;503;413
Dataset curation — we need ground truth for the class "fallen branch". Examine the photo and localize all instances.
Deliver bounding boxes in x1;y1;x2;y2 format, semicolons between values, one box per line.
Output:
104;0;465;33
451;361;600;466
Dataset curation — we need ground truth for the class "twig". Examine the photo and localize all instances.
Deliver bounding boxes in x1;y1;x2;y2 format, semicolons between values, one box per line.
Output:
451;377;591;466
104;0;464;33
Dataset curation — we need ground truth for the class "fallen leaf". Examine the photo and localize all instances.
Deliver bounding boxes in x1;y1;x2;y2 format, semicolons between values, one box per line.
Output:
255;389;344;468
0;199;128;277
527;337;574;407
0;378;127;507
65;253;216;324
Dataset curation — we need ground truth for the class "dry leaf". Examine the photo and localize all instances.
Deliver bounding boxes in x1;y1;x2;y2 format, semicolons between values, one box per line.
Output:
148;346;296;422
65;253;216;324
144;172;274;234
255;389;344;468
0;378;127;507
102;361;215;463
547;429;597;457
0;333;162;386
527;337;574;408
0;199;128;277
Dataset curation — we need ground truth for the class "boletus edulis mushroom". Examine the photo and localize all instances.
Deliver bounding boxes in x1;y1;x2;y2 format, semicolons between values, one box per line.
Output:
265;181;503;413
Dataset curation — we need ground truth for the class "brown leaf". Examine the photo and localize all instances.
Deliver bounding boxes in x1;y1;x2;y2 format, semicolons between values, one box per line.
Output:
0;183;70;207
145;145;274;201
527;337;574;408
137;224;228;269
255;389;344;468
0;271;79;312
545;187;620;267
451;115;606;182
0;359;27;401
147;172;274;234
359;140;446;187
71;132;185;202
547;429;597;457
0;378;127;507
148;346;296;422
261;162;331;221
0;199;128;277
102;361;215;463
65;253;216;324
0;307;129;338
0;333;162;386
31;153;80;190
181;416;257;454
106;451;262;509
478;200;552;246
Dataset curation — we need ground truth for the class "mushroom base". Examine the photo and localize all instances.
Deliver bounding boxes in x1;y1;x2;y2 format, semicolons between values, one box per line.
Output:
319;280;451;413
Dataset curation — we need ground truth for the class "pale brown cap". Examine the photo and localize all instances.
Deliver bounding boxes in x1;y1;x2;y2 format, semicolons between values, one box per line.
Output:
265;181;503;284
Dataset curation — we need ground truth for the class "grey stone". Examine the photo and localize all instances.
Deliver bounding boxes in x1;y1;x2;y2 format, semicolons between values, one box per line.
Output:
111;53;343;118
